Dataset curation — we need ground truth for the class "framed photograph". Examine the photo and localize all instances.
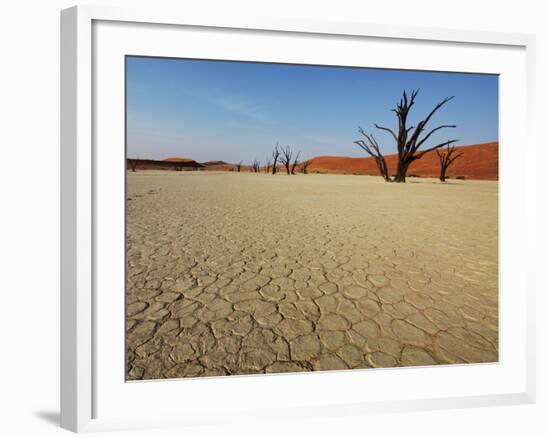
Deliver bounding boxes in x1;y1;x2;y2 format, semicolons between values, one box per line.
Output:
61;5;536;433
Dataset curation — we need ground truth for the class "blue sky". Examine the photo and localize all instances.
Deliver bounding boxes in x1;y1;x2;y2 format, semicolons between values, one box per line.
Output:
126;56;498;163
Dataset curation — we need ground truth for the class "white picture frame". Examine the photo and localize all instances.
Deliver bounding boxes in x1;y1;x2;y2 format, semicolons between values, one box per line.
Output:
60;4;536;433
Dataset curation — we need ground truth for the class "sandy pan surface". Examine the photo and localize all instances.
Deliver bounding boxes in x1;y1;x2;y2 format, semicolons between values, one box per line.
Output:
126;171;498;380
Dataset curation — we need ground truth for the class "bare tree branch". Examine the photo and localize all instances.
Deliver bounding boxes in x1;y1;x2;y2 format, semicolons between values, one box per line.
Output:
416;124;457;150
415;139;459;159
405;96;455;155
374;124;398;142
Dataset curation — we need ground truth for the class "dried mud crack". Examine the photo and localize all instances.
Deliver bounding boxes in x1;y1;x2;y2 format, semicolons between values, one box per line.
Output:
126;171;498;380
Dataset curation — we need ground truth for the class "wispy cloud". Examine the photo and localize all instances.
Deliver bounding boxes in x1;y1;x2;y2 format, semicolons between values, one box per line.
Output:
209;95;270;123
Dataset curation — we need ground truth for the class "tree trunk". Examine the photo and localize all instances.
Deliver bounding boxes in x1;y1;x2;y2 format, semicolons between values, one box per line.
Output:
393;160;409;183
439;167;446;182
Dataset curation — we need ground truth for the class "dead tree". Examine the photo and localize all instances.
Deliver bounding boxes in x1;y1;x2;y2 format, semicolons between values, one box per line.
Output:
265;158;272;174
354;129;390;181
271;144;280;175
128;159;138;172
356;90;458;183
291;151;301;175
251;159;261;173
236;161;242;172
174;162;184;171
299;160;312;174
279;146;294;175
436;144;463;182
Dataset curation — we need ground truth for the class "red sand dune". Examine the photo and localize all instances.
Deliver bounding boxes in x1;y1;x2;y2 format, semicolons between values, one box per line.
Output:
309;142;498;180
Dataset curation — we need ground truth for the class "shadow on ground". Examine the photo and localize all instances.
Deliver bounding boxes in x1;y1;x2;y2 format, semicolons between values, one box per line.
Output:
34;411;59;427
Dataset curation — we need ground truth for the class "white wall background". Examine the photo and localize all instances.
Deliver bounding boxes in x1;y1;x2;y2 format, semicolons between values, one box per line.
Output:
0;1;547;437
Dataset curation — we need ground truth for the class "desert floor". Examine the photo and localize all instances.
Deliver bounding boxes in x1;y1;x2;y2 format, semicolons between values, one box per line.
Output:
126;171;498;380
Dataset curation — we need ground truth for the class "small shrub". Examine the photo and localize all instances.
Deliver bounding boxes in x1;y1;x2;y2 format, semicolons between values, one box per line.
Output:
455;175;466;180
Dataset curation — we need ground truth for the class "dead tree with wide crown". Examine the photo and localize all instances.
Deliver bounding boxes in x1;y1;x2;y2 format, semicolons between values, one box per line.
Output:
279;146;294;175
436;143;464;182
355;90;458;182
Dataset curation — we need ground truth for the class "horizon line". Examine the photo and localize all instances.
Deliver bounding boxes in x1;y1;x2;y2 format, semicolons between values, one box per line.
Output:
126;139;499;162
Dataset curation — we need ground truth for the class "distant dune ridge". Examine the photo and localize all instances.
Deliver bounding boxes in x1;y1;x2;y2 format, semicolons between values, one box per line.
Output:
163;157;195;163
309;142;498;180
127;142;498;180
200;161;237;172
127;158;204;170
201;160;228;166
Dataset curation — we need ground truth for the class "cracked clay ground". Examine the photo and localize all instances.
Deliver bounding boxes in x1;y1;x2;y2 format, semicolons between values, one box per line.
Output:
126;171;498;380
